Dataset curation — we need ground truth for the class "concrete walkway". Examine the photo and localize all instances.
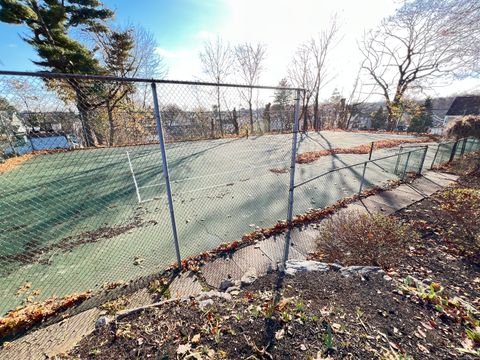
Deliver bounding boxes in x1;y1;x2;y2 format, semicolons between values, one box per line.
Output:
0;170;458;360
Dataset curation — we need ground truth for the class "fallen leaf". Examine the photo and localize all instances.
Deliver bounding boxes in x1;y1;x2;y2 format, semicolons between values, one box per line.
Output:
275;328;285;340
177;343;191;355
191;333;201;344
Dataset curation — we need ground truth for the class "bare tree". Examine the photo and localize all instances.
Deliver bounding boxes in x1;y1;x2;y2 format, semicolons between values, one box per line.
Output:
288;44;316;132
343;61;374;129
133;26;168;109
90;25;167;144
234;42;267;133
199;36;233;137
310;17;339;131
360;0;480;130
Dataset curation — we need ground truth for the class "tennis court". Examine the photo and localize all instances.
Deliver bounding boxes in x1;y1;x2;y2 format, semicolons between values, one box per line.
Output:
0;129;430;314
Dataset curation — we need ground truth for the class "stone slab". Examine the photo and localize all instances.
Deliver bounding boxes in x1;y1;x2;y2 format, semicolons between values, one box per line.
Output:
423;171;458;187
201;257;243;289
0;308;100;360
369;189;419;211
231;245;274;276
358;197;397;215
408;177;442;196
257;234;305;265
169;272;203;298
288;227;319;256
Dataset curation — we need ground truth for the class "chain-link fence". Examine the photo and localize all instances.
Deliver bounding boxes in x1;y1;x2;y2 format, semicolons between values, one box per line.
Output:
0;71;300;319
431;137;480;169
1;71;478;335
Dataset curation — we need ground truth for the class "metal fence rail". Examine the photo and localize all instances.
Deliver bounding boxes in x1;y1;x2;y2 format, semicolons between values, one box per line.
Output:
0;70;479;334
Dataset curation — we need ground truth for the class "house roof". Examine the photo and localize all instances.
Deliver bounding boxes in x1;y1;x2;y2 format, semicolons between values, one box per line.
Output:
445;96;480;116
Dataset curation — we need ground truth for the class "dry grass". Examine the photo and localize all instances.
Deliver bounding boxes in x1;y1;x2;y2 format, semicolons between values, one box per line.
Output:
315;211;418;268
296;138;433;164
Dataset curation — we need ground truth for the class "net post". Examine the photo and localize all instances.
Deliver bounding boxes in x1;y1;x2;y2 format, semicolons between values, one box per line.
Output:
151;82;182;269
282;89;302;269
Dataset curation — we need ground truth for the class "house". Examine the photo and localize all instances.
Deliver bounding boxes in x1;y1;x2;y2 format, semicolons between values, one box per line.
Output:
444;95;480;126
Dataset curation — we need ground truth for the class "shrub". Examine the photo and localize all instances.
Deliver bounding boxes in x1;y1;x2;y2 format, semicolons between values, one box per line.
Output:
315;212;417;268
446;115;480;140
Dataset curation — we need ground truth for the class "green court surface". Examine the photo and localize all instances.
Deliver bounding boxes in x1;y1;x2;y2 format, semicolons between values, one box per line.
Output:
0;131;427;314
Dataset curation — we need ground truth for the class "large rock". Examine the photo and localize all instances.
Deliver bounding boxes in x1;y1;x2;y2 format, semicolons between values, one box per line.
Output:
241;267;257;286
340;266;384;277
219;279;236;291
95;315;114;330
196;291;232;302
285;260;330;275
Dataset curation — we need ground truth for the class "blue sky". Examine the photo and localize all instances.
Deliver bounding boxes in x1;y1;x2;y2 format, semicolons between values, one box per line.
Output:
0;0;226;70
1;0;478;98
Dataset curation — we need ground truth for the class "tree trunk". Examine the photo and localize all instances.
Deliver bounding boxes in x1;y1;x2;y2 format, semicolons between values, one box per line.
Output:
232;108;239;135
107;101;115;146
74;85;98;147
217;87;224;137
249;101;254;133
313;93;319;131
302;100;309;133
386;103;396;131
210;116;215;138
77;106;98;147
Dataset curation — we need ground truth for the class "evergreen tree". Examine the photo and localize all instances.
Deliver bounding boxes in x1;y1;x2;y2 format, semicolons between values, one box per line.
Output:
273;78;292;130
0;0;113;146
371;107;387;130
408;98;433;133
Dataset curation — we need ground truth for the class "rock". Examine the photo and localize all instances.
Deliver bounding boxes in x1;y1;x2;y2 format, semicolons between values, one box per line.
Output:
225;286;241;293
197;291;232;302
241;268;257;286
95;315;114;329
285;260;330;275
198;299;214;309
219;279;235;291
340;266;385;277
329;263;343;271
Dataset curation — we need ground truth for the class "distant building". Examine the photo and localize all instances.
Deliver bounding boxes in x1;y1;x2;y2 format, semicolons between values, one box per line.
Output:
444;95;480;125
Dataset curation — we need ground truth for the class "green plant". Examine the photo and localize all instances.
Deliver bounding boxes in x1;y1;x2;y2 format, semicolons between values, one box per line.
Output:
466;327;480;345
316;212;417;268
323;323;334;352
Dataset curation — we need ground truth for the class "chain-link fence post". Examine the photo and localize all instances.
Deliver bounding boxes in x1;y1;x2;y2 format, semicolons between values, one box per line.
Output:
394;145;402;175
417;145;428;175
402;151;412;181
151;82;182;269
430;144;440;169
358;142;374;195
460;137;467;157
282;89;302;268
449;139;459;163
